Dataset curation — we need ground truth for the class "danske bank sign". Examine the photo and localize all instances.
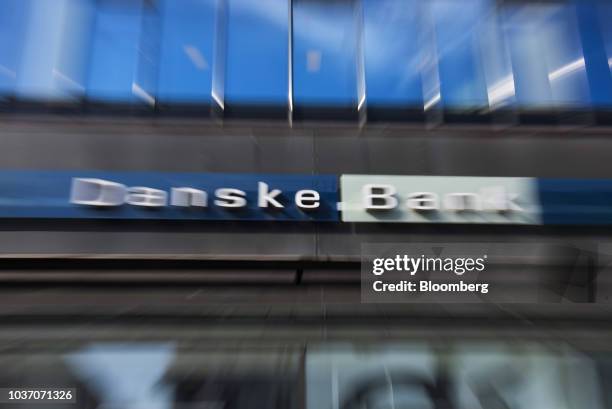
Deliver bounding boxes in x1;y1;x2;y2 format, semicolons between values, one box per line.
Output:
0;170;609;225
340;175;541;224
67;174;537;224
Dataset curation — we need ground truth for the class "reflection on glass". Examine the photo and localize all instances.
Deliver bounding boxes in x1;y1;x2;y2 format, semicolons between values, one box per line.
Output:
307;343;607;409
362;0;424;108
157;0;216;104
293;0;358;108
503;4;590;109
479;3;516;109
225;0;288;106
0;0;29;97
67;343;175;409
307;344;436;409
599;2;612;76
0;341;607;409
429;0;490;110
0;0;612;115
584;0;612;107
14;0;91;101
87;0;157;105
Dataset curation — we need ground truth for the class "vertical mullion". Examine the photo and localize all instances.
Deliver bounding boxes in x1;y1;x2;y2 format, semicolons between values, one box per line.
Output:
355;0;367;126
212;0;228;117
288;0;294;126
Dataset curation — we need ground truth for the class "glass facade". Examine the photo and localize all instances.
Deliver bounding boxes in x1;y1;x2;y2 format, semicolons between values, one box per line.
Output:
225;0;288;106
430;0;490;109
502;2;590;108
87;0;152;104
362;0;423;107
1;0;612;119
292;0;359;108
157;0;216;104
0;0;28;98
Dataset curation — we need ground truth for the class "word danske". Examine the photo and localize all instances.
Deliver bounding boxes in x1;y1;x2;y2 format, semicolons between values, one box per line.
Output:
70;178;322;209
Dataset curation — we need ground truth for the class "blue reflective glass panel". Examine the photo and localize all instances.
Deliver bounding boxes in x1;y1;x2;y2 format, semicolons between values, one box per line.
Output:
292;0;358;107
599;2;612;75
87;0;154;104
225;0;288;105
583;0;612;107
429;0;490;109
13;0;92;101
157;0;216;103
0;0;29;96
362;0;423;107
503;3;590;108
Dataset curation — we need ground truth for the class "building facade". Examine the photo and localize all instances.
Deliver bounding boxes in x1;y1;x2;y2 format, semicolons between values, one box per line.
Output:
2;1;612;408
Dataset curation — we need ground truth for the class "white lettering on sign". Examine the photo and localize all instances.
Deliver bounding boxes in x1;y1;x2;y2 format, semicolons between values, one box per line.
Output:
362;184;398;210
70;178;126;206
295;189;320;209
361;184;523;212
214;188;247;208
70;178;317;211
